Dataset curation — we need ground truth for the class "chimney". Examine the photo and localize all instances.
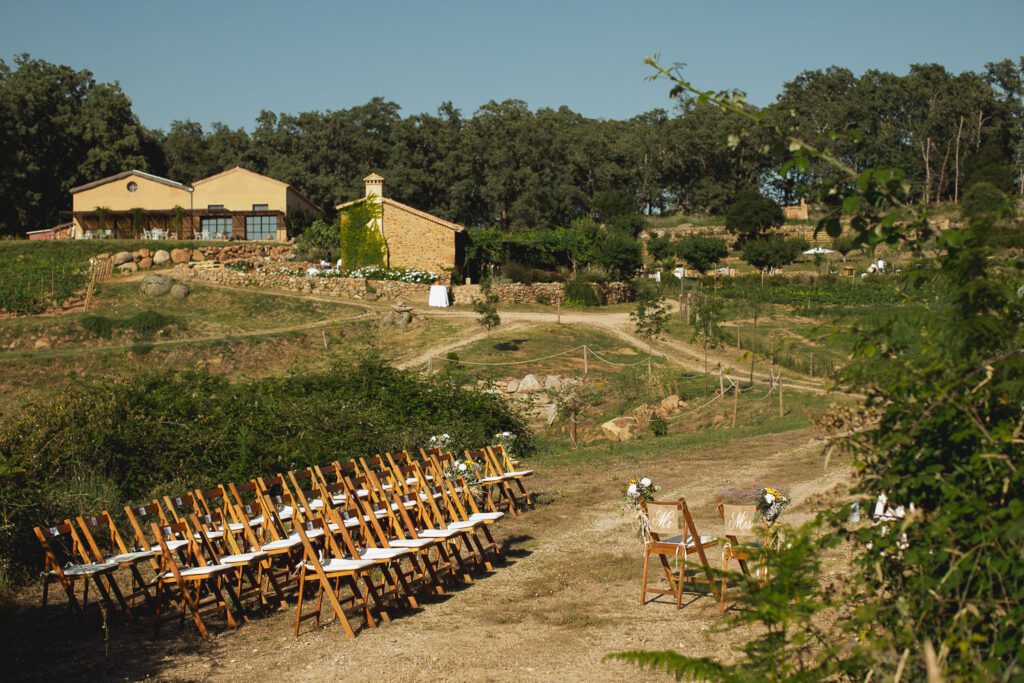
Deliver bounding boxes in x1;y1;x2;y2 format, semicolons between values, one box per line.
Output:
364;172;384;203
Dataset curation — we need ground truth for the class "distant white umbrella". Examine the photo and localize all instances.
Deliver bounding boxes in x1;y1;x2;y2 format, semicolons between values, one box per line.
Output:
803;247;835;255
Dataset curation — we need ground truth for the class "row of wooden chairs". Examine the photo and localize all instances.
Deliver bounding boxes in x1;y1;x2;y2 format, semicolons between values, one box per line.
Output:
35;445;534;639
639;498;767;611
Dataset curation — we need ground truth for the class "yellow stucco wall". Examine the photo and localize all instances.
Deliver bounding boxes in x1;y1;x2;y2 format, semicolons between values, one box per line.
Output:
72;173;189;213
191;168;288;212
381;205;457;272
286;188;321;216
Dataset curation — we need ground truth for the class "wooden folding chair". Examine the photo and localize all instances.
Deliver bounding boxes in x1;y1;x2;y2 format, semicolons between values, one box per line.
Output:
124;501;183;569
717;501;768;612
150;520;242;638
191;511;284;611
35;522;129;616
291;518;382;639
75;512;156;609
640;499;720;608
485;444;534;507
229;500;301;601
460;448;522;517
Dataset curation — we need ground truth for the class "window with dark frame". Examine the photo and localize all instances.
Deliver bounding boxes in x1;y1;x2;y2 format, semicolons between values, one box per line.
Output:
245;215;277;241
127;181;138;192
200;216;232;239
207;204;225;211
252;203;269;211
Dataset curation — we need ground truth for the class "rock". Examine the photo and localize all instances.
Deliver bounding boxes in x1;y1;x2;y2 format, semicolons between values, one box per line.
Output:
138;257;154;270
113;251;134;265
140;274;173;297
544;375;561;392
170;283;190;298
542;403;558;425
518;374;542;393
601;417;639;442
661;395;681;412
117;261;138;273
506;379;519;393
170;248;191;264
153;250;171;265
34;338;51;350
137;248;152;258
191;250;205;262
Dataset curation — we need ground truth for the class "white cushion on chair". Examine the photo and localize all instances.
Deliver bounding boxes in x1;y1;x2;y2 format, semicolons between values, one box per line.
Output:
478;476;504;484
446;520;480;530
151;539;189;553
219;551;269;564
305;557;376;573
261;537;301;552
505;469;534;477
59;562;119;577
469;512;504;523
162;564;233;579
194;530;225;540
389;538;434;549
659;534;715;548
106;550;156;564
359;547;410;561
418;528;461;539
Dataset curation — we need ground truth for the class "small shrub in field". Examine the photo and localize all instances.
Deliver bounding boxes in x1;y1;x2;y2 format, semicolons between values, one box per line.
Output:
80;310;179;340
564;280;604;307
650;416;668;437
80;315;116;339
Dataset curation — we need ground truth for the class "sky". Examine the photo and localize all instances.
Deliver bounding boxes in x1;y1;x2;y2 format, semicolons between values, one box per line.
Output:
2;0;1022;132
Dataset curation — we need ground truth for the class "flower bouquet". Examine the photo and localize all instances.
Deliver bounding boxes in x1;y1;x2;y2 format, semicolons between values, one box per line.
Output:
428;433;453;451
622;476;660;535
443;456;483;489
755;487;789;524
492;431;517;458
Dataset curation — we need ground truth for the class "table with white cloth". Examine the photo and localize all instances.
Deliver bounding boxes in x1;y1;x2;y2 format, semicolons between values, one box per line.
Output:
428;284;450;307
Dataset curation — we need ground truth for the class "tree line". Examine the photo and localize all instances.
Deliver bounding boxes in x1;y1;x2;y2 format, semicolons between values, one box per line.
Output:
1;52;1022;237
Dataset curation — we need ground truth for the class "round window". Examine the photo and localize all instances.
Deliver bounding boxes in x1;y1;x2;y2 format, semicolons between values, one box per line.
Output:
127;181;138;192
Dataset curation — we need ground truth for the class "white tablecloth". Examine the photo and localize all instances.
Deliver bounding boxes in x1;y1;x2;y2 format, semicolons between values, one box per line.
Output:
428;285;450;308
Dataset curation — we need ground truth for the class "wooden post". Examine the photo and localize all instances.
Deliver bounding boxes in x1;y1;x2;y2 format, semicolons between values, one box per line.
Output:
736;323;740;348
809;353;814;377
679;290;684;321
583;346;589;375
322;330;329;350
731;380;739;427
718;365;724;395
647;357;652;383
556;301;561;324
778;374;784;417
570;411;578;449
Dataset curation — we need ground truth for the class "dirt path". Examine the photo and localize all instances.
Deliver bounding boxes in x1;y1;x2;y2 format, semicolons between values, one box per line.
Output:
130;429;848;682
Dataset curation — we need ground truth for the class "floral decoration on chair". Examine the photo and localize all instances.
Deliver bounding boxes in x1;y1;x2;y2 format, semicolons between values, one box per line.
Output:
622;476;661;533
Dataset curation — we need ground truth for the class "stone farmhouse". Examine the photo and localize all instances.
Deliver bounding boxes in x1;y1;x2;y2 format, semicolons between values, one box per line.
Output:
70;167;321;241
336;173;465;274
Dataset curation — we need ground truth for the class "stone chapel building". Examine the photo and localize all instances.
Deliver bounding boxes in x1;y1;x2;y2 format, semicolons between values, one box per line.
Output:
335;173;465;275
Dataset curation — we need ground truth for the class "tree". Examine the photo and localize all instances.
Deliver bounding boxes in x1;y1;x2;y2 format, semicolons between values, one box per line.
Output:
472;284;501;335
630;293;670;353
690;290;723;383
741;235;803;284
674;234;729;276
594;231;643;281
295;219;341;263
830;233;859;263
960;181;1009;225
725;189;783;243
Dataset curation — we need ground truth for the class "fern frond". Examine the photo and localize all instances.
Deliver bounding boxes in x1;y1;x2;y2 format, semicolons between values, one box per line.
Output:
604;650;730;682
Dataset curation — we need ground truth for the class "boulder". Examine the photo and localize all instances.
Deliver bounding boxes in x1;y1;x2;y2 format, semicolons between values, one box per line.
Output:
113;251;134;265
137;257;154;270
153;250;171;265
140;274;173;297
170;283;191;298
191;250;205;262
660;395;681;412
518;374;542;393
506;379;519;394
34;338;52;351
170;248;191;264
137;248;152;258
544;375;562;392
601;417;639;442
117;261;138;273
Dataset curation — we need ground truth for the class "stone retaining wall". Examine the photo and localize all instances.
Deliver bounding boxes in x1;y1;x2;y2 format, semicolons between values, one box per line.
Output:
175;263;635;306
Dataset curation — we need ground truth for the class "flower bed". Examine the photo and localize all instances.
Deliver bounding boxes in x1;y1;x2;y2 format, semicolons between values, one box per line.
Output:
259;264;439;284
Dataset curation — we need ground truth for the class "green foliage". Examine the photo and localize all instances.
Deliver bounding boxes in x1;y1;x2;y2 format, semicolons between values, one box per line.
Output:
630;294;670;350
645;232;674;262
338;200;387;271
716;275;904;316
472;283;501;334
595;231;643;280
0;358;532;579
960;181;1009;225
829;233;859;261
0;253;89;314
295;218;341;262
674;234;729;274
563;280;604;307
725;189;783;242
649;416;668;437
741;235;804;281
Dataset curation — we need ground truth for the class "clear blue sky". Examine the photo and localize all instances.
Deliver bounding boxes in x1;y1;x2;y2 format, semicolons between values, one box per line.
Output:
3;0;1022;131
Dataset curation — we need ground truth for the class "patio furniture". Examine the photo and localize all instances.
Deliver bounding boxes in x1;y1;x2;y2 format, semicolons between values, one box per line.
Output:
640;498;719;608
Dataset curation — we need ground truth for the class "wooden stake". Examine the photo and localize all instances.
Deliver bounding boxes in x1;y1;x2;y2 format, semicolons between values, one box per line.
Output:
736;324;740;348
322;330;329;350
718;365;724;395
556;301;561;324
583;346;589;375
570;411;578;449
731;380;739;427
778;374;784;417
810;353;814;377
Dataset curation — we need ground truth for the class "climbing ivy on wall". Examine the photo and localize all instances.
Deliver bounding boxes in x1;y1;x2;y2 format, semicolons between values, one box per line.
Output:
339;200;387;271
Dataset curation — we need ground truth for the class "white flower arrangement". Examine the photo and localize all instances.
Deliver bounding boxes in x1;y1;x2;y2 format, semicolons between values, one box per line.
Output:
443;455;483;488
622;475;660;511
492;430;517;458
261;264;440;284
428;433;453;450
756;487;790;524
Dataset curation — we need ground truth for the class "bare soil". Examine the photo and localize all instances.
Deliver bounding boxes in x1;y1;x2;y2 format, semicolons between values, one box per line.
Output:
2;428;851;682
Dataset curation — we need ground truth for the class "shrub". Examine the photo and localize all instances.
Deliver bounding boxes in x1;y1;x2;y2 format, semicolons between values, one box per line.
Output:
503;260;536;283
80;310;178;340
650;416;668;437
294;218;341;262
594;231;643;280
673;234;729;275
0;358;532;580
564;280;604;307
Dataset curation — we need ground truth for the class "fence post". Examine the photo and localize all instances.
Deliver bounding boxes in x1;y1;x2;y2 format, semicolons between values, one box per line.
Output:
583;346;588;375
557;301;561;324
778;374;784;417
718;364;724;395
810;353;814;377
732;379;739;427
